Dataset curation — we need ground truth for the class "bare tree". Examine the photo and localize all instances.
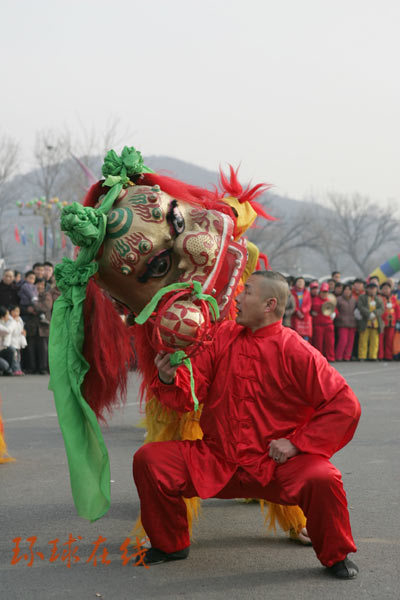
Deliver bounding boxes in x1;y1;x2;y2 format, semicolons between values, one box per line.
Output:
33;129;71;199
30;122;135;262
71;116;134;163
323;193;400;276
29;129;73;260
60;117;135;205
248;201;324;270
248;192;400;276
0;134;20;259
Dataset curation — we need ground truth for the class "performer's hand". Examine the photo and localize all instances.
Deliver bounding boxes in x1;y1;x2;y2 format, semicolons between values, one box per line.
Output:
155;351;179;384
269;439;299;464
296;310;304;319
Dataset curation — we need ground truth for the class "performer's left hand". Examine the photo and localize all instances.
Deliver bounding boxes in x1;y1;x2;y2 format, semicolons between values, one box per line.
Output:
269;439;299;464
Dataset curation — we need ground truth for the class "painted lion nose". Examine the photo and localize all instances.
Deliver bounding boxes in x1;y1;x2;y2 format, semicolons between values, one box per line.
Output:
178;258;190;270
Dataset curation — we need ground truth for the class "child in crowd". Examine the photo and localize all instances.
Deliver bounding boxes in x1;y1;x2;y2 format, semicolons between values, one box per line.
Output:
18;271;38;311
9;305;26;374
0;306;19;375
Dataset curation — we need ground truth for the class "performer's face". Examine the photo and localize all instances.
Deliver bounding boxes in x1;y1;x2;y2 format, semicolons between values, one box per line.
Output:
235;275;270;329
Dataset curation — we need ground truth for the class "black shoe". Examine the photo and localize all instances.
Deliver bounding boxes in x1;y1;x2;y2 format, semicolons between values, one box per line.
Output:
135;546;190;566
327;557;359;579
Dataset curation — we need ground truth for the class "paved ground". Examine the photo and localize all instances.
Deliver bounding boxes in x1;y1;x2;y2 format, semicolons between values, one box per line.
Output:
0;362;399;600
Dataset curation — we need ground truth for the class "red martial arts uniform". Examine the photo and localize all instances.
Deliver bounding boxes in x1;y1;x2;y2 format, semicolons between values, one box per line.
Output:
133;320;361;567
311;296;336;362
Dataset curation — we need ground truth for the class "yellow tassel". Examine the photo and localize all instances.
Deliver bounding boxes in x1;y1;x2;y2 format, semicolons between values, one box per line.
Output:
260;500;306;535
0;414;15;464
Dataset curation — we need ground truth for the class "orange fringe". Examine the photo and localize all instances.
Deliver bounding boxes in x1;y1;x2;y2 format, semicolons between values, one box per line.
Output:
0;413;15;464
260;500;306;535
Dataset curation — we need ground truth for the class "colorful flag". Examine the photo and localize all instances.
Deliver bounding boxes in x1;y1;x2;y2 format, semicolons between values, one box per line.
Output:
21;226;27;246
61;232;67;249
14;226;21;243
39;229;44;247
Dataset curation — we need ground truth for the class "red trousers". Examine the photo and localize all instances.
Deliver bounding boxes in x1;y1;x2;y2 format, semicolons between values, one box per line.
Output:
312;324;335;362
378;327;394;360
133;441;357;567
335;327;356;361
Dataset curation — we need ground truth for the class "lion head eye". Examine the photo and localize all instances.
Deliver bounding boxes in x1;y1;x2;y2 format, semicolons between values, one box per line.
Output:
167;200;185;236
138;249;172;283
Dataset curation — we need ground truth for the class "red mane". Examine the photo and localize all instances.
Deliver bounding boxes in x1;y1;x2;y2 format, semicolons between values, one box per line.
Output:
83;169;274;221
83;279;134;421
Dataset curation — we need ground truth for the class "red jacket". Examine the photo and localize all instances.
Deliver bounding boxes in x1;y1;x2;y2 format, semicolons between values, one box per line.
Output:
291;288;312;337
311;296;336;327
380;294;400;327
151;320;361;497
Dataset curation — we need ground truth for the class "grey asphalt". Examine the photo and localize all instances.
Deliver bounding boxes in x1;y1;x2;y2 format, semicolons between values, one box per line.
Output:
0;362;399;600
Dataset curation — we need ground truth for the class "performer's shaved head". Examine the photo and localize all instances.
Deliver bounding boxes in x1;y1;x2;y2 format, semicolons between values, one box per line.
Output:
252;271;289;318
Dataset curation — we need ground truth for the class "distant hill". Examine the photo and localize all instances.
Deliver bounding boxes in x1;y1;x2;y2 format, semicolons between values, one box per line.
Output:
0;154;390;278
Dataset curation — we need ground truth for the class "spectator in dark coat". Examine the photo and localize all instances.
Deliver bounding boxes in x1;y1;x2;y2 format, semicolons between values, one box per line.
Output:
0;269;19;308
22;278;53;374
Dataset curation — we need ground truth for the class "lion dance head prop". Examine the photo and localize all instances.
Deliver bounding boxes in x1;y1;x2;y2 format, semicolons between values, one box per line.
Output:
48;146;273;520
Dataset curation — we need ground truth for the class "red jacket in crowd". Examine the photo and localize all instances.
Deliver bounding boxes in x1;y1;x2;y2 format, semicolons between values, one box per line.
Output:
291;288;312;338
311;296;336;326
380;294;400;327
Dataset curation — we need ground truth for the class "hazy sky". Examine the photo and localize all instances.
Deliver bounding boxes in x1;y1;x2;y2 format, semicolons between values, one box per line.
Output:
2;0;399;204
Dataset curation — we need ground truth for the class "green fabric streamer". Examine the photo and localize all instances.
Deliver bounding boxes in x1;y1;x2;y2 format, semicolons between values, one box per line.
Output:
49;146;153;522
170;351;199;412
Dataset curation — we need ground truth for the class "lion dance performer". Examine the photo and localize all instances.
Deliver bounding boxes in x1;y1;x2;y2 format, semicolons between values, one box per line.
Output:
48;145;307;543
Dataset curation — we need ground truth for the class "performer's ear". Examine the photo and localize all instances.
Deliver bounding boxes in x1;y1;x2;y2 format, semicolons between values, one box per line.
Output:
265;298;277;313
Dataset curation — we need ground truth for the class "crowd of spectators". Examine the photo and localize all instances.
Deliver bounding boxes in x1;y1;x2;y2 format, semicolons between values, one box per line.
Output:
0;262;60;375
284;270;400;363
1;263;400;375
